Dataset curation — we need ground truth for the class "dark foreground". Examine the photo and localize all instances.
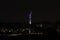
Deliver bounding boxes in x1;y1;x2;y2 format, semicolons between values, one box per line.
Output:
0;35;59;40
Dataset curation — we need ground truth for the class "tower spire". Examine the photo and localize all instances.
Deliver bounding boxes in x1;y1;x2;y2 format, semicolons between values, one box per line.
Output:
29;11;32;24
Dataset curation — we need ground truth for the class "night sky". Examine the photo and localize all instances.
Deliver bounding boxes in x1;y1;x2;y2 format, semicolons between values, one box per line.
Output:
0;0;32;23
33;13;60;23
0;1;60;23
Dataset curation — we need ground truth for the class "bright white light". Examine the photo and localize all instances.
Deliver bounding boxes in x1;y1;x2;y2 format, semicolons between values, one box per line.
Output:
29;20;31;24
40;24;43;27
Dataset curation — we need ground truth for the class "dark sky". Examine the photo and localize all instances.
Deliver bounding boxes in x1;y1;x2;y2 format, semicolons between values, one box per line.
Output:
0;0;32;23
33;13;60;23
0;1;60;23
33;1;60;23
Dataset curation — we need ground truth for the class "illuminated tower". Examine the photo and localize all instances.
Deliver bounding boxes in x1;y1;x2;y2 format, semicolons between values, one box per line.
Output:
29;11;32;24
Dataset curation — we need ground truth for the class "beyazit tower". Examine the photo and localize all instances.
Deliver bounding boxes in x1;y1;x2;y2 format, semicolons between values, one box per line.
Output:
28;11;32;34
28;11;32;25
